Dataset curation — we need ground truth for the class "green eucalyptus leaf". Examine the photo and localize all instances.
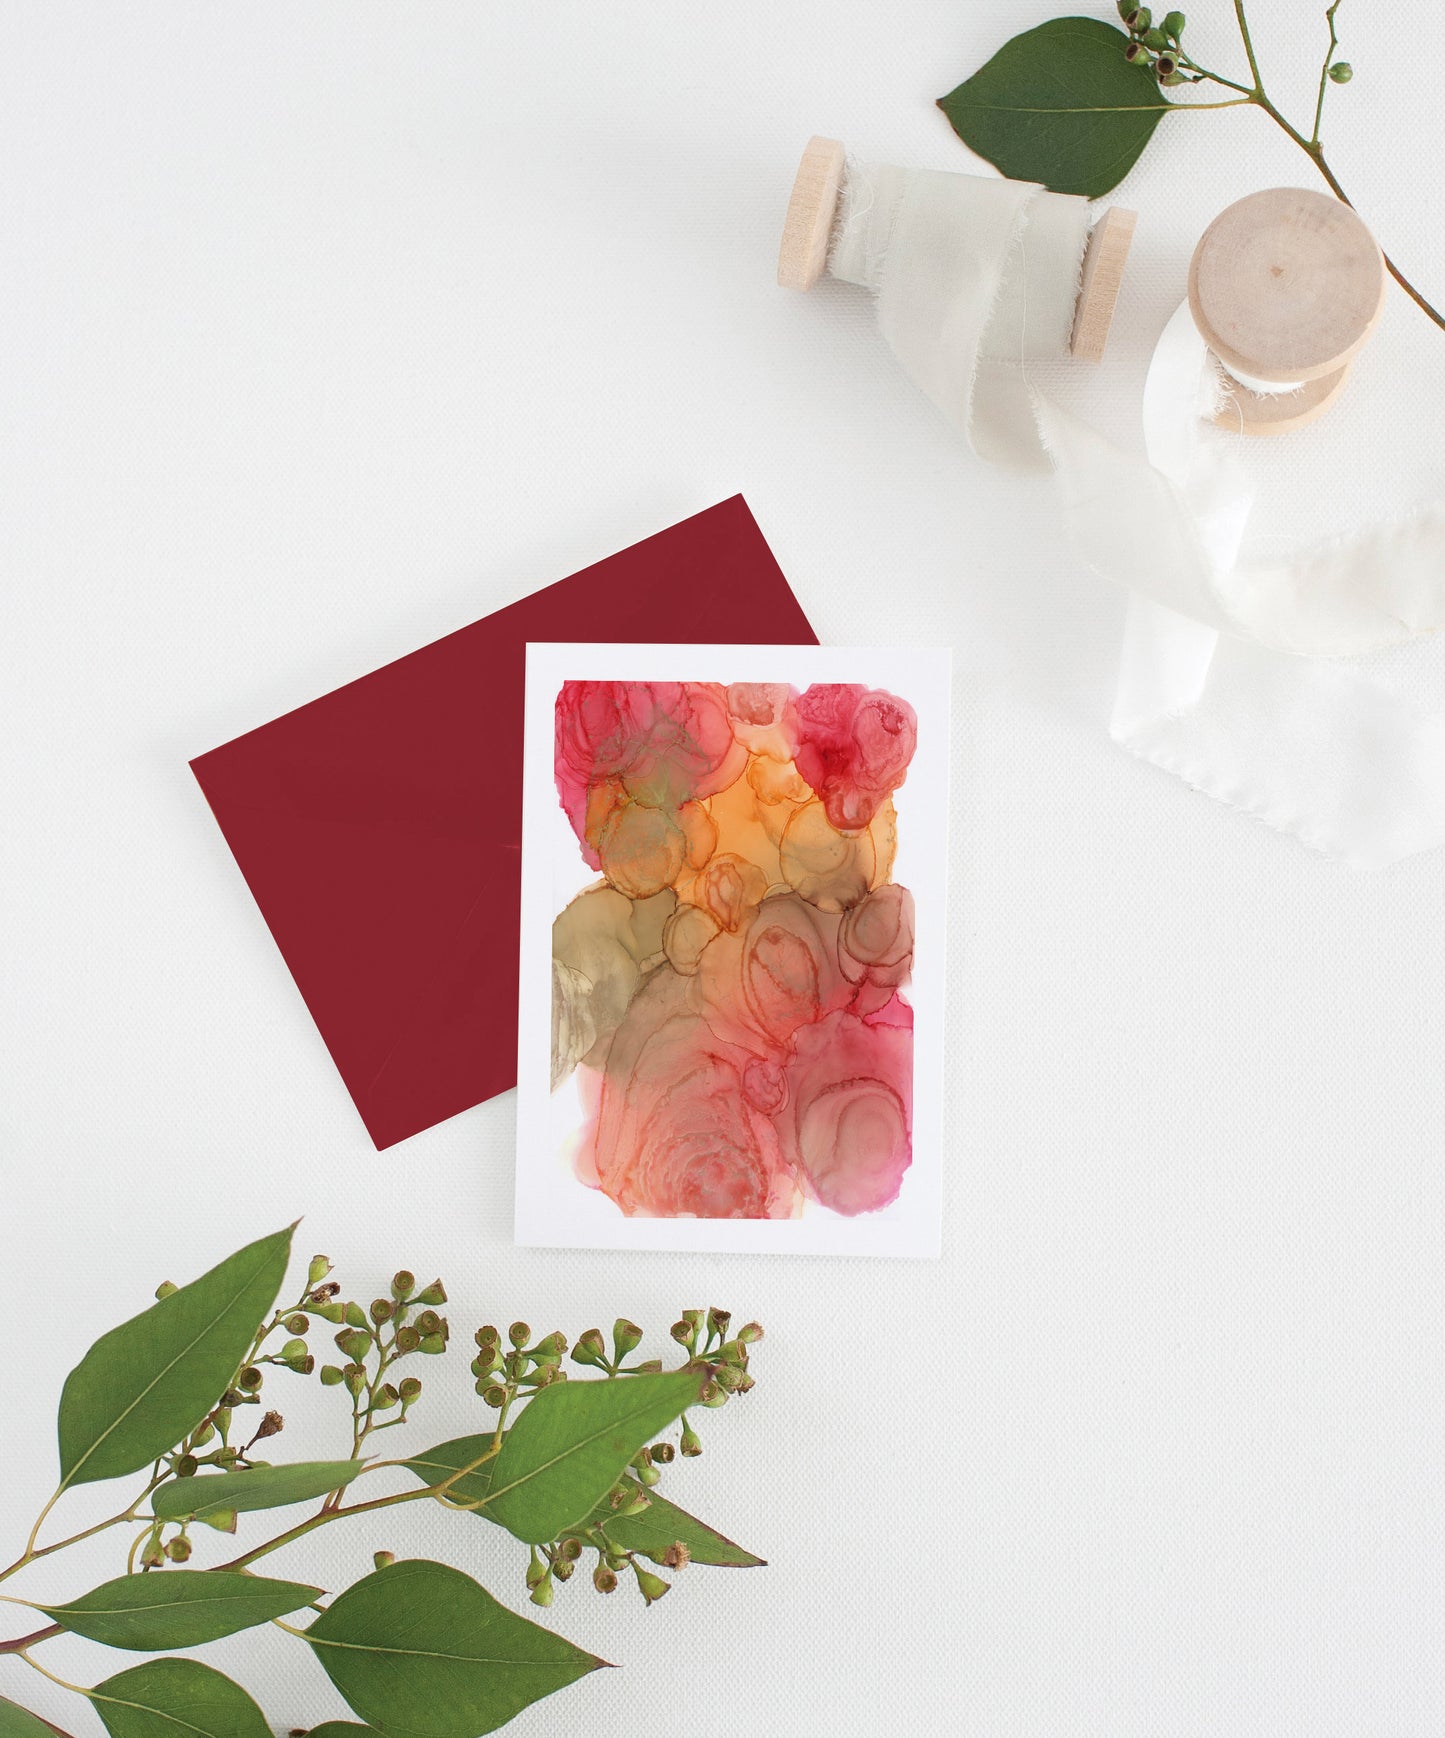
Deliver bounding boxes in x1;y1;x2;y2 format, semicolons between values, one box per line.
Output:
91;1658;271;1738
153;1460;364;1521
402;1435;496;1508
57;1227;294;1489
302;1726;381;1738
37;1569;320;1651
303;1559;602;1738
586;1478;765;1568
938;17;1172;198
0;1694;60;1738
407;1439;762;1566
484;1370;703;1545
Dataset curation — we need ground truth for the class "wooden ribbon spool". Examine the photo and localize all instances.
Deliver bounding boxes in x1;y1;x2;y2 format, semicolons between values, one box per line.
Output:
1189;186;1388;436
776;134;1138;365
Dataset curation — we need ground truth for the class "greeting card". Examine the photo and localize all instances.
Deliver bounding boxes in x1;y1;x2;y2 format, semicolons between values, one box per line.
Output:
516;644;951;1258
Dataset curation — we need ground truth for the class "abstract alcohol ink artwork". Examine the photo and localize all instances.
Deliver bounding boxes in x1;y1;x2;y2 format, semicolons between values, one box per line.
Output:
517;645;950;1258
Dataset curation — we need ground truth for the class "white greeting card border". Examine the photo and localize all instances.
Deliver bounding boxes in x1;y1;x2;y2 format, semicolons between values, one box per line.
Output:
515;642;952;1259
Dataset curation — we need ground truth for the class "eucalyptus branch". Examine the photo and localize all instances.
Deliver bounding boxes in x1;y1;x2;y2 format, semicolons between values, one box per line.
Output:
0;1232;767;1737
1121;3;1445;334
1312;0;1343;144
1231;0;1262;90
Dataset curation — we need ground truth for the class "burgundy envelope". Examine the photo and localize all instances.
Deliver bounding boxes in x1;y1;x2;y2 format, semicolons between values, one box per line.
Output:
190;498;817;1149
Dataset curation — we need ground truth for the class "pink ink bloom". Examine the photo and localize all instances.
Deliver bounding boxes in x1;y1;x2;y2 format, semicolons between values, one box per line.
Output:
781;1009;913;1215
790;684;918;832
554;681;745;868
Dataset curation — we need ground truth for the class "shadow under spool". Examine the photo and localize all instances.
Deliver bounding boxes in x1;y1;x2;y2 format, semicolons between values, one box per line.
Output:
1189;186;1388;436
776;135;1138;366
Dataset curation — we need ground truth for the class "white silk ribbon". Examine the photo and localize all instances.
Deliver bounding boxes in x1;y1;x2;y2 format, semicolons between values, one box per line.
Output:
828;160;1445;866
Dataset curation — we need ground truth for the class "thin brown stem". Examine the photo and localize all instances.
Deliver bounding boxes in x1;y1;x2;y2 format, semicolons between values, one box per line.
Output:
1232;0;1263;90
0;1623;64;1655
1312;1;1343;145
214;1440;502;1572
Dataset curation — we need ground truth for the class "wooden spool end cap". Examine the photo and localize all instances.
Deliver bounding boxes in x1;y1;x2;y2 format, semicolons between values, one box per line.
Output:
1070;205;1138;364
778;135;847;291
1188;186;1386;385
1212;361;1353;438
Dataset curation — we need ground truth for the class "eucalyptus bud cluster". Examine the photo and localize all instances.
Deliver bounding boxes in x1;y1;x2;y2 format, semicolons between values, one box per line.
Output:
1117;2;1195;85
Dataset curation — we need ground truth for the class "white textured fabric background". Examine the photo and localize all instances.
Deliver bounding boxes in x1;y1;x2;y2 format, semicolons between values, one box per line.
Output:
2;4;1444;1734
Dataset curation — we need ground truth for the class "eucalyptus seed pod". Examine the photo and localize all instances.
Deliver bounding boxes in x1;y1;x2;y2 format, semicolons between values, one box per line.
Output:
344;1301;368;1330
418;1332;446;1355
282;1338;307;1361
706;1308;731;1338
154;1281;178;1301
307;1255;332;1286
284;1314;309;1336
738;1321;765;1344
651;1442;675;1465
1163;9;1186;35
417;1280;447;1306
165;1535;192;1563
572;1328;607;1367
344;1363;367;1396
391;1270;416;1300
319;1364;344;1386
254;1410;284;1440
612;1319;643;1358
475;1324;500;1348
334;1328;372;1363
509;1321;532;1348
594;1564;618;1594
395;1325;421;1355
482;1383;508;1408
1329;60;1352;82
197;1508;237;1533
558;1536;584;1563
633;1565;669;1605
374;1550;395;1570
662;1541;691;1570
398;1376;422;1403
174;1453;198;1478
670;1320;693;1345
237;1366;263;1392
309;1301;345;1324
679;1421;703;1457
369;1298;394;1325
525;1550;548;1590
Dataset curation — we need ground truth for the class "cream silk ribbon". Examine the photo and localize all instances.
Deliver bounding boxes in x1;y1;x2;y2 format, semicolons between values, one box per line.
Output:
829;160;1445;867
